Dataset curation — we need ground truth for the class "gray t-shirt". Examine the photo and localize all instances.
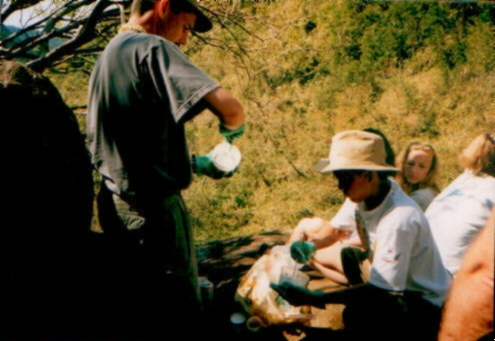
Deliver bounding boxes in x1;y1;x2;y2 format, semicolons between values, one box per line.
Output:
87;31;220;206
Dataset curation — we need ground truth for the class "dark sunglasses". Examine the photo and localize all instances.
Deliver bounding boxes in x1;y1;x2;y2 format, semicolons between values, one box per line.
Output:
333;170;365;183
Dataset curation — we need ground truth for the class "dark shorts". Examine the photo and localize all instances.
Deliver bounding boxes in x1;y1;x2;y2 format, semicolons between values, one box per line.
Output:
343;288;442;341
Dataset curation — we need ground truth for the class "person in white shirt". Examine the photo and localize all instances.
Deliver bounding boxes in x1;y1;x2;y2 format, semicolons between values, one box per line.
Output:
287;135;441;285
286;128;396;285
426;132;495;276
395;141;440;211
273;130;451;341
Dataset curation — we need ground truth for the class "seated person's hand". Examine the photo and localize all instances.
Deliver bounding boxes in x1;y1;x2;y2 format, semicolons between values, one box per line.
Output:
192;154;237;179
270;281;325;309
290;241;316;264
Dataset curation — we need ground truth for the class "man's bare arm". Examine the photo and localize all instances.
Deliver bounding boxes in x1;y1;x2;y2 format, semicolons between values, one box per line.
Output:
438;208;495;341
204;87;244;129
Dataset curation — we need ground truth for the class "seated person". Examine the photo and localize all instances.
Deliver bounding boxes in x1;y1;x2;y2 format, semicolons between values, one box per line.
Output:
272;130;451;341
426;132;495;276
395;141;440;211
287;128;394;284
287;136;439;285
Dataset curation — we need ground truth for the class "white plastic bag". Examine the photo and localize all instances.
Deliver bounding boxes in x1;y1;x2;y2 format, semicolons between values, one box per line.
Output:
235;245;313;327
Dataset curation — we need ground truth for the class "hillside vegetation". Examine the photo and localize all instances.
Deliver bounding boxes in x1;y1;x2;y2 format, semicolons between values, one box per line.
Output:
49;1;495;245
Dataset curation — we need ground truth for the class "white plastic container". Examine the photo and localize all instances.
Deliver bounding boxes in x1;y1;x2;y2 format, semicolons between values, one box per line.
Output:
211;141;242;172
280;266;310;287
230;312;247;334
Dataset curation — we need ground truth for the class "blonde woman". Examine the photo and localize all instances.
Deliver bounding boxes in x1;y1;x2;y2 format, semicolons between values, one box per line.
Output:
426;133;495;276
395;141;440;211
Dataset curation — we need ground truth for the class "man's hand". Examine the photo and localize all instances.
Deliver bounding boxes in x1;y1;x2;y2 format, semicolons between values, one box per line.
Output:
192;154;236;179
290;241;317;264
219;122;245;143
270;281;325;309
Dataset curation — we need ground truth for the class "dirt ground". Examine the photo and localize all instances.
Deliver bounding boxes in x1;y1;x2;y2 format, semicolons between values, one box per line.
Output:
205;274;346;341
194;232;348;341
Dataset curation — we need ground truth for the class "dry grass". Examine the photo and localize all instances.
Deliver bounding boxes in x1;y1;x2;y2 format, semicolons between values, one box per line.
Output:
48;2;495;245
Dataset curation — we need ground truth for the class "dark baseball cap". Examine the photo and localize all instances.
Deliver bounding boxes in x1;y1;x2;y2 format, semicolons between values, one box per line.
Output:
171;0;213;33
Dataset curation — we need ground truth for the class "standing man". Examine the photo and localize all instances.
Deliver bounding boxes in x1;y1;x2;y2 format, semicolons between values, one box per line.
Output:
86;0;245;337
271;130;451;341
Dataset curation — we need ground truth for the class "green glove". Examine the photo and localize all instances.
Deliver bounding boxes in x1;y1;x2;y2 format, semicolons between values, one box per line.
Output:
290;241;317;264
219;123;245;143
192;154;236;179
270;281;325;309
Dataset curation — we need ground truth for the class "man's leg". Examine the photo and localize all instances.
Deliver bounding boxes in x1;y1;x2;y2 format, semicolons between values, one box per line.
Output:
142;193;201;337
404;292;442;341
342;292;407;341
96;184;148;337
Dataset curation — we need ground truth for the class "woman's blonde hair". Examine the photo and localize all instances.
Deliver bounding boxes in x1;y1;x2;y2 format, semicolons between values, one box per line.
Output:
459;133;495;177
395;141;439;194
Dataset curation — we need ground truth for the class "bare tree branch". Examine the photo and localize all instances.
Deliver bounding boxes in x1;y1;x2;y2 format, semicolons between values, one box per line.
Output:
1;0;307;80
1;0;121;73
28;1;118;72
1;0;42;24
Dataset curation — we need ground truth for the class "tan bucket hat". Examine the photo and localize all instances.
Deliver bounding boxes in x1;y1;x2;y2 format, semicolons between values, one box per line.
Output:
315;130;400;173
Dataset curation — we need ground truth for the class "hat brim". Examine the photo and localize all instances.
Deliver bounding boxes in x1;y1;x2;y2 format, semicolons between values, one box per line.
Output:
314;159;400;173
183;1;212;33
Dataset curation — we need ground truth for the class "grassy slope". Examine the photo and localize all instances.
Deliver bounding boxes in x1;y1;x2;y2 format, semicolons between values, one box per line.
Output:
49;1;495;245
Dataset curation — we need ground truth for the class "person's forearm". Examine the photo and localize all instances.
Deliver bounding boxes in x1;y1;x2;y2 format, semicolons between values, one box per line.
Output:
287;224;308;245
204;87;244;129
438;211;494;341
218;102;244;129
438;269;494;341
312;228;345;249
287;217;341;250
